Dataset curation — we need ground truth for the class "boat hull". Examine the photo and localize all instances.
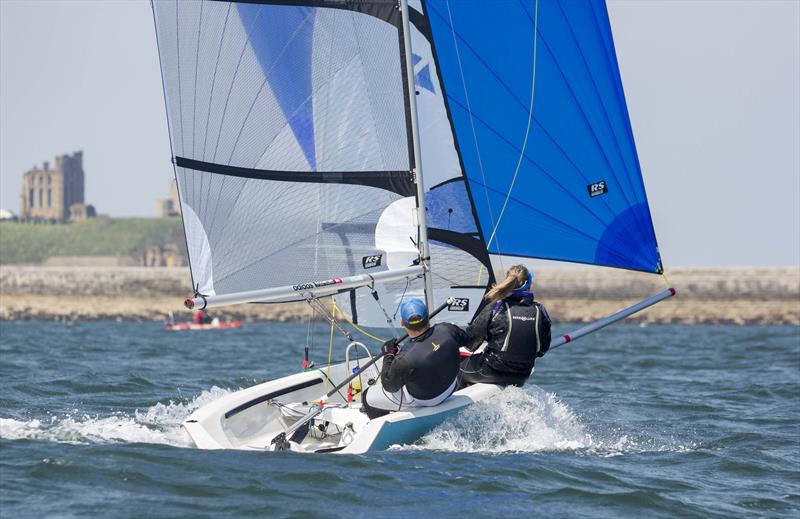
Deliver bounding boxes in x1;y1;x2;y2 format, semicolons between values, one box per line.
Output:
164;321;242;331
182;358;501;454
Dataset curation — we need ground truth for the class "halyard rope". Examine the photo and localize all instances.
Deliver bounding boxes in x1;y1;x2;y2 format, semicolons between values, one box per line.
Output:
485;0;540;252
477;0;540;281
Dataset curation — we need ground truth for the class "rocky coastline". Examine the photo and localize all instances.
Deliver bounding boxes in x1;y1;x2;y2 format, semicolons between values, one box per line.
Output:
1;266;798;325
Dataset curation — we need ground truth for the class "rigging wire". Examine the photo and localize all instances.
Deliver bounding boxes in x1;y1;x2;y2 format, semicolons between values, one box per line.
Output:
369;285;400;338
307;297;353;342
305;297;351;392
303;302;315;370
333;301;387;343
325;299;335;392
660;270;673;289
393;278;410;321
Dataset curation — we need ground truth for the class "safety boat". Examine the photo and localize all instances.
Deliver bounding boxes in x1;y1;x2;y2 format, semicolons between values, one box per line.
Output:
163;320;243;331
151;0;675;452
163;311;242;331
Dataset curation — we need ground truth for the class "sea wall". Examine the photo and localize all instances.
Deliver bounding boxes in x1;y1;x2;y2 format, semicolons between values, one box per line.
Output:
1;266;798;325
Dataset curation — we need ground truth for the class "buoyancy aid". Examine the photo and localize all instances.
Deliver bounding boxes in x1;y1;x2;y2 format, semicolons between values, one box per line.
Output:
464;292;550;375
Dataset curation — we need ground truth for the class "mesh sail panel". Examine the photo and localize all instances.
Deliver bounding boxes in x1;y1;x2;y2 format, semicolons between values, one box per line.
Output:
334;230;490;328
333;4;493;327
153;1;413;297
425;0;663;273
154;0;409;170
177;166;403;296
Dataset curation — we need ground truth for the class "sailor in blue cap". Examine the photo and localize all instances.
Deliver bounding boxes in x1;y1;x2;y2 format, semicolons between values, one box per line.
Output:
362;297;467;419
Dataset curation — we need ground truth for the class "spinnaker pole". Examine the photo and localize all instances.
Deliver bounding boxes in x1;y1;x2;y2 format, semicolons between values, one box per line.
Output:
400;0;434;312
549;288;676;350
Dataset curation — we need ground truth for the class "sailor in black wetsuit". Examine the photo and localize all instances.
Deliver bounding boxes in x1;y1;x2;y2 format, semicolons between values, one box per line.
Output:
362;298;464;419
459;265;551;388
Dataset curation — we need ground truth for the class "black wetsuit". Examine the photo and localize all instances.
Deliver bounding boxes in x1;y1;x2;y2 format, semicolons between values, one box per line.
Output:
459;294;551;388
380;323;464;398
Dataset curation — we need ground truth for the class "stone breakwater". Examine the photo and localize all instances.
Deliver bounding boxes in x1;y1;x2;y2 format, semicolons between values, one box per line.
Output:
1;266;798;325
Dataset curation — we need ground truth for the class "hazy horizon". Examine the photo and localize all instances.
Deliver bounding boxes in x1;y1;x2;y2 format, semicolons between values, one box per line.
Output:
1;0;798;267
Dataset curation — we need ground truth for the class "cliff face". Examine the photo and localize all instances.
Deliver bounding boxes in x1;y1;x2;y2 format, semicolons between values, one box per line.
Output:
1;266;798;324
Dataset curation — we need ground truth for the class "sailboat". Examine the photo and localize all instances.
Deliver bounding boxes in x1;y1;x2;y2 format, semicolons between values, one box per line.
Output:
151;0;674;453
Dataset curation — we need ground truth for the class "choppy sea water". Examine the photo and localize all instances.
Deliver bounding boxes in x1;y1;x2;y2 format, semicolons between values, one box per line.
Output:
1;321;798;518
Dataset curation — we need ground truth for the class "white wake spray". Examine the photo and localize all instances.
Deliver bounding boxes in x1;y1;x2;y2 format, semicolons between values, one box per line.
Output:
1;385;697;455
410;386;593;453
408;386;697;455
0;386;232;447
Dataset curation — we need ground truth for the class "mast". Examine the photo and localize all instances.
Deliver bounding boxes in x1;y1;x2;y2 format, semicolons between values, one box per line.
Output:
400;0;434;311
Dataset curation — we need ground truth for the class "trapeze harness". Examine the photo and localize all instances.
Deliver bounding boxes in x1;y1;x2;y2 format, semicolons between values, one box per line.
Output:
459;291;551;388
362;323;462;419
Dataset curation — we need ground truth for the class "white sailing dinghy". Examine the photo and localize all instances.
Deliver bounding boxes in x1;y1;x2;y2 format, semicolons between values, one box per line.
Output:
152;0;675;453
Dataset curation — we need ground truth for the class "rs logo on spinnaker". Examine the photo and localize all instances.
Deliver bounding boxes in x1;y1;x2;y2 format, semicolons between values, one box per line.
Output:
448;298;470;312
587;180;608;198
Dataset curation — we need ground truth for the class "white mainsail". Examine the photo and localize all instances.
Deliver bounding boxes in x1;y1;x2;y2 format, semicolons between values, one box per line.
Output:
153;0;491;325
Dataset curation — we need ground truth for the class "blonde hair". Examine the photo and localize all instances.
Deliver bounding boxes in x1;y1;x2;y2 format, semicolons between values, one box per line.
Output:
485;265;530;303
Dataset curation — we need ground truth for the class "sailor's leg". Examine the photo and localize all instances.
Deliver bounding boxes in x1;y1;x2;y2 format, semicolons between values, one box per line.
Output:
361;385;410;419
410;378;457;407
459;354;528;387
458;353;486;388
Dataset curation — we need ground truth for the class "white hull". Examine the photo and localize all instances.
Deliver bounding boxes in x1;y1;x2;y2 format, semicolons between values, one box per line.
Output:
183;357;501;454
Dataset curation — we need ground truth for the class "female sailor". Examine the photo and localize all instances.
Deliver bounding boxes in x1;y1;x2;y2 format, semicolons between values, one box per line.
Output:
459;265;552;388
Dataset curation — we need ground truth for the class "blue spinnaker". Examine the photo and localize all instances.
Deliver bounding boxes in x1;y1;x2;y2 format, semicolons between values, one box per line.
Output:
425;0;662;273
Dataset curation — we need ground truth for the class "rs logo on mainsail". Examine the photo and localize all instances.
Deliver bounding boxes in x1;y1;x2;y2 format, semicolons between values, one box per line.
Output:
362;255;382;269
448;298;470;312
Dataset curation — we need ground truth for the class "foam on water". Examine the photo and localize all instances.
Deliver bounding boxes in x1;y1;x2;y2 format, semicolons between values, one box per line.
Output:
2;383;697;455
0;387;231;448
406;386;698;455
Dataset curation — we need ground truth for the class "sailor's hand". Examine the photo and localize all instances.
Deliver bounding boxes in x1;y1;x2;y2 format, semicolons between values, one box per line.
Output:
381;338;399;356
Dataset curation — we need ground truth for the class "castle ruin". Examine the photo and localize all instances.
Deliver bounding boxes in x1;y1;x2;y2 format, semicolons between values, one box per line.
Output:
156;179;181;218
19;151;95;222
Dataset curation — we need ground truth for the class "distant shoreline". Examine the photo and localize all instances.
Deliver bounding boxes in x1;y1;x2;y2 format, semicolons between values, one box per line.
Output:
1;266;798;325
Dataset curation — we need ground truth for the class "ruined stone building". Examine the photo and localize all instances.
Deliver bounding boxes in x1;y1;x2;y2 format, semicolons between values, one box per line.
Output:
156;179;181;218
19;151;95;222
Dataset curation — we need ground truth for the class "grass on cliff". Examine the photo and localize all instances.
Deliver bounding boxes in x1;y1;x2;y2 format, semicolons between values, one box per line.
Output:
0;218;185;264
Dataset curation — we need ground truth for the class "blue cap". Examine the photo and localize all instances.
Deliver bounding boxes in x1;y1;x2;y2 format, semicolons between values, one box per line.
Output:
399;298;427;324
512;271;534;298
520;271;533;291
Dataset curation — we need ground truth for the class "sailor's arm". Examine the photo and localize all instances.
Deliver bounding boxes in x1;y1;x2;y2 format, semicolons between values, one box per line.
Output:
461;304;493;351
438;322;470;346
380;353;408;393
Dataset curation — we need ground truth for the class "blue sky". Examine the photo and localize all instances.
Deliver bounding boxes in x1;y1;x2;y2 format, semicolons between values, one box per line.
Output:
1;0;798;267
